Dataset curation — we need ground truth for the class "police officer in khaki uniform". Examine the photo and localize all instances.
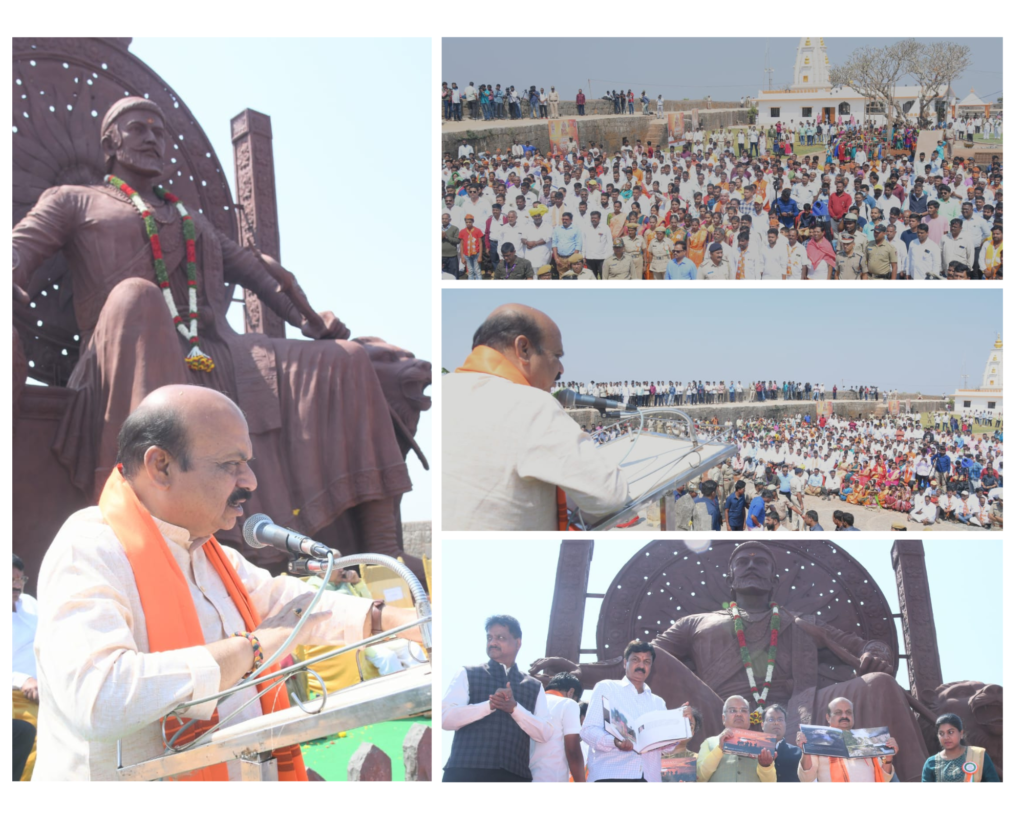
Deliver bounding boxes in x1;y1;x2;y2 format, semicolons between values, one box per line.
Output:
604;238;635;280
834;232;867;280
647;224;672;279
842;214;869;256
865;223;899;280
622;223;644;280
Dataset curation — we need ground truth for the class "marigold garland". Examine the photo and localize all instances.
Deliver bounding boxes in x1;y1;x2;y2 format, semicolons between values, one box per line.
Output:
105;175;214;372
729;601;780;717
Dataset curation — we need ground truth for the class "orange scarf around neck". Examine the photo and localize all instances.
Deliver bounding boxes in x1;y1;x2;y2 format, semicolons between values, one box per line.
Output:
828;755;885;782
455;346;573;530
98;467;307;781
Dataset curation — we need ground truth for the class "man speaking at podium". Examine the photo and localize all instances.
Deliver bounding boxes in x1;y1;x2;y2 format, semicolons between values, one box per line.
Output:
443;304;629;530
32;385;423;780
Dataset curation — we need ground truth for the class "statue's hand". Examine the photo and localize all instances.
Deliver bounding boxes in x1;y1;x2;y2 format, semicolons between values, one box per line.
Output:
301;310;350;341
528;657;580;684
857;649;893;676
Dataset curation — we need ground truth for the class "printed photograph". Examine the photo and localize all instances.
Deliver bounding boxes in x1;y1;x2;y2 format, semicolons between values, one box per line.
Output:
441;37;1002;280
440;538;1002;782
12;37;432;782
441;289;1002;532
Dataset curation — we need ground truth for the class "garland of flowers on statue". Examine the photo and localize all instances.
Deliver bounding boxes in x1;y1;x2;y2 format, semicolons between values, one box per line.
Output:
105;175;214;372
727;601;780;724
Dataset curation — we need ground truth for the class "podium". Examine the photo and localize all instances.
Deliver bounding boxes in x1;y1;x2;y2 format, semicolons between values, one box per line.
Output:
115;664;432;781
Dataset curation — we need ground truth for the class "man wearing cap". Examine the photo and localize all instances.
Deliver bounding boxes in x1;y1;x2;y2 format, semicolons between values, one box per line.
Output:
842;213;868;255
459;214;485;280
833;232;868;281
697;243;733;280
522;207;553;274
563;254;596;281
864;224;898;280
603;240;635;281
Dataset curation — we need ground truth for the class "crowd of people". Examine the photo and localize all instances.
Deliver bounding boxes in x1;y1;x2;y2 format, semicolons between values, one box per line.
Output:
441;124;1002;280
443;614;1000;782
559;380;888;405
580;411;1003;531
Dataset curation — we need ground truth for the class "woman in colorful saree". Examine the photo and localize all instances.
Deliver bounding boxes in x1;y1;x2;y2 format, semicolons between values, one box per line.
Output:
922;713;1000;782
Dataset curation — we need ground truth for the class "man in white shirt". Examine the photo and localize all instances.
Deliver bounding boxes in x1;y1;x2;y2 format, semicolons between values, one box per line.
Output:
13;553;39;780
909;494;939;525
529;672;587;782
940;219;972;276
442;614;552;781
493;208;525;260
796;698;898;782
761;228;789;280
32;386;422;781
735;231;764;280
582;210;613;278
580;639;687;782
521;208;554;272
907;223;941;280
443;305;630;530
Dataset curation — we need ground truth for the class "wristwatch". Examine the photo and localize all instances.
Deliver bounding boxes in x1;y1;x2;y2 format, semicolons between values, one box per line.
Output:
370;599;386;635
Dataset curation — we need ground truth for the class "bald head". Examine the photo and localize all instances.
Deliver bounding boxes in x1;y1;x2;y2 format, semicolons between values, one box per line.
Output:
117;386;243;478
471;304;564;391
117;386;256;539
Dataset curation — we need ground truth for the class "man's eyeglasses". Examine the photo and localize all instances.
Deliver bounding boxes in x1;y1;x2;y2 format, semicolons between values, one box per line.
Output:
725;708;750;715
13;575;29;587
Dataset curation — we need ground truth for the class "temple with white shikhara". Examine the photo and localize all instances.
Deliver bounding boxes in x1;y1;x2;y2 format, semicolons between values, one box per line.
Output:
756;37;958;127
953;334;1003;417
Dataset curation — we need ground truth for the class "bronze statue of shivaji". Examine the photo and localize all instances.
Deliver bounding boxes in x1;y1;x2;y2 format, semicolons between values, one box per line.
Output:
531;541;929;781
12;96;424;578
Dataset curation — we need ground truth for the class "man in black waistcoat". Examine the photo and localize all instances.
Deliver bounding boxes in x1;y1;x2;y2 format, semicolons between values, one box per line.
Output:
763;704;804;782
442;614;553;781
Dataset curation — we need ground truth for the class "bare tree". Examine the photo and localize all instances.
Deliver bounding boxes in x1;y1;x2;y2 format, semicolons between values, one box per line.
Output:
909;42;972;127
829;41;919;141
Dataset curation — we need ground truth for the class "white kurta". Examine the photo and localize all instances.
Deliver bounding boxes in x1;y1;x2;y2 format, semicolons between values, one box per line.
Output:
442;372;629;530
33;508;371;780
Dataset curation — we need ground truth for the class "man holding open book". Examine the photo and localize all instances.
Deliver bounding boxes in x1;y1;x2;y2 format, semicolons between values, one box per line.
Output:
579;640;692;782
795;697;899;782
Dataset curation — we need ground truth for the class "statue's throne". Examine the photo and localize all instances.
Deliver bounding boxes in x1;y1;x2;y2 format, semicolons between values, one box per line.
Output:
545;539;1001;778
12;38;429;587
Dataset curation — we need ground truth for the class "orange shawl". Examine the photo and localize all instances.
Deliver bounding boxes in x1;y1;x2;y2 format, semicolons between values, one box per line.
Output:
98;468;307;781
455;346;572;530
828;756;886;782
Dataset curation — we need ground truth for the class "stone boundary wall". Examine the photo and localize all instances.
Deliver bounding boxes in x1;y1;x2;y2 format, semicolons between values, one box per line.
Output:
442;109;753;158
566;398;948;428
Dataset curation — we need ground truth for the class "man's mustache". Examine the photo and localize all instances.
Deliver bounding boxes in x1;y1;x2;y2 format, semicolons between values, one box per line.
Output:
228;488;253;506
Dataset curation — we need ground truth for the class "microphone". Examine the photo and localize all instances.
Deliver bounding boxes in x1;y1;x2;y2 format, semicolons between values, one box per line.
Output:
288;558;332;575
555;388;633;412
243;513;332;558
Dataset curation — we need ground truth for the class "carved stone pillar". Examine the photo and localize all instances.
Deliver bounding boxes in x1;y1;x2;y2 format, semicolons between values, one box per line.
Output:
231;108;284;338
545;540;594;662
891;540;943;709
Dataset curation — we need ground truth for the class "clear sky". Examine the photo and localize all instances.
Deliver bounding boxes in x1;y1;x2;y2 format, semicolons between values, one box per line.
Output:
127;39;433;521
440;538;1002;762
442;37;1003;104
442;289;1001;394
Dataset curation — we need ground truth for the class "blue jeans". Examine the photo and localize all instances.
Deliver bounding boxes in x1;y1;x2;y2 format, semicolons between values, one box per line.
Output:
531;101;540;117
577;103;585;116
629;102;634;114
444;100;452;120
464;256;481;280
482;103;492;121
453;102;462;121
512;102;522;119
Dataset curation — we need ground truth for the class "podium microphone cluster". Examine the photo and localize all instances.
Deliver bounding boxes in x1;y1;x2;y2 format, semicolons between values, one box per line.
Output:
555;388;634;413
243;514;335;574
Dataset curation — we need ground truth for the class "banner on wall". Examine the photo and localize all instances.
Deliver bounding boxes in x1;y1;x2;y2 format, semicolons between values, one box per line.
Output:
667;112;686;146
548;119;579;154
816;400;834;418
692;107;700;130
888;399;901;415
